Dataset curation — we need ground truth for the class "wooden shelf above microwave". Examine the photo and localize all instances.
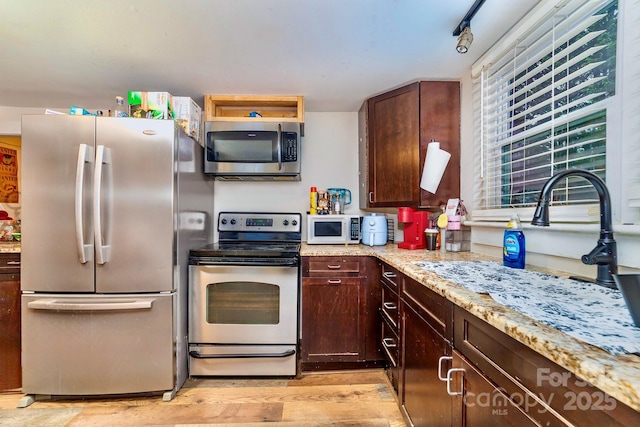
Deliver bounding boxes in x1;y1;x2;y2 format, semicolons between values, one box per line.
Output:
204;95;305;123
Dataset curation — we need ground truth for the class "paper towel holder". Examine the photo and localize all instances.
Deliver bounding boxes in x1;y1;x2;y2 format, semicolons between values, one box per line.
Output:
420;140;451;194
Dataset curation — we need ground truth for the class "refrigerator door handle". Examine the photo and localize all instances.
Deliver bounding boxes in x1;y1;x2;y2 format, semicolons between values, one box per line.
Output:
94;145;112;265
27;298;154;311
75;144;94;264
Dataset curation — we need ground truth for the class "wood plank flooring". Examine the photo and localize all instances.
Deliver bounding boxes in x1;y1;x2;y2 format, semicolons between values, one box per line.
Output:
0;369;407;426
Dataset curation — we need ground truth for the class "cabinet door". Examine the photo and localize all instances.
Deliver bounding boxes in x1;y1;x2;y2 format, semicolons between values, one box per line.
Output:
402;300;453;427
362;257;382;361
359;82;420;208
451;351;539;427
0;272;21;391
301;277;362;363
419;81;461;208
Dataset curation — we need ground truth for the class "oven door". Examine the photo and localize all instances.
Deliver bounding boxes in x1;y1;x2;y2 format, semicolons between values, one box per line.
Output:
189;264;299;345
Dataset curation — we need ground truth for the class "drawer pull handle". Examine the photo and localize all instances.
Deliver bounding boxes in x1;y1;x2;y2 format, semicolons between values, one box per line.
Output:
438;356;452;381
383;302;397;310
383;272;397;278
327;264;342;269
6;261;20;265
327;279;342;284
382;338;397;348
446;368;465;396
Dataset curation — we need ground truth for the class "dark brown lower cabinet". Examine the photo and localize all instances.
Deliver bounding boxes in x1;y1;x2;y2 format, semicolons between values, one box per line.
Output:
399;275;454;427
401;300;452;426
454;306;640;426
301;276;362;362
451;350;539;427
300;256;383;371
0;253;21;391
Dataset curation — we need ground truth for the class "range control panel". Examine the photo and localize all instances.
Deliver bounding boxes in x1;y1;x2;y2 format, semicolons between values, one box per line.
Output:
218;212;301;233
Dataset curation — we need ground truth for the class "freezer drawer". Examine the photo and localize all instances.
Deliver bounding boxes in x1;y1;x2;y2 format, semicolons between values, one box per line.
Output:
22;293;175;396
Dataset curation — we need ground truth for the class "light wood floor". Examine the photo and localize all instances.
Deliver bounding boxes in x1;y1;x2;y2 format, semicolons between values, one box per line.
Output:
0;370;407;426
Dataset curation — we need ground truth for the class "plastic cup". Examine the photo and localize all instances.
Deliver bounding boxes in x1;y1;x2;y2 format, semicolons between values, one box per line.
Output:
425;229;438;251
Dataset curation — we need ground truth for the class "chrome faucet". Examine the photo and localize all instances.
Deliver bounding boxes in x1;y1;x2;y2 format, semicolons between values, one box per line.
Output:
531;169;617;288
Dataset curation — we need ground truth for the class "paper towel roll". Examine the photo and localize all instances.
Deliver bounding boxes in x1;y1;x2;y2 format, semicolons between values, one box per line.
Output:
420;141;451;193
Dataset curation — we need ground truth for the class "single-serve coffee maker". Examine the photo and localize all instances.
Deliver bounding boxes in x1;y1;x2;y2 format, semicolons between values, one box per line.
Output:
397;207;429;250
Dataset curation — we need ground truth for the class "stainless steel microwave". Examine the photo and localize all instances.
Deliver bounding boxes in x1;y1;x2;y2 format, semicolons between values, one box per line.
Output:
204;121;301;181
307;214;361;245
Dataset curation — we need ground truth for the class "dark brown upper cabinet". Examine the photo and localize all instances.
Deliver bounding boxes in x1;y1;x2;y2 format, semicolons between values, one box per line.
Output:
358;81;460;209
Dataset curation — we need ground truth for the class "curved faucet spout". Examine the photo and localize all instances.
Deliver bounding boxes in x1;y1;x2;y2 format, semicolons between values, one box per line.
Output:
531;169;617;288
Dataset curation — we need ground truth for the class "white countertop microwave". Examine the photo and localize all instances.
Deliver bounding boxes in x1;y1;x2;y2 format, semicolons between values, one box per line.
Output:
204;121;301;181
307;214;361;245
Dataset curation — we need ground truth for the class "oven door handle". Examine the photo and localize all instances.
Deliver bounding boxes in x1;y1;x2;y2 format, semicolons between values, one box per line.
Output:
189;349;296;359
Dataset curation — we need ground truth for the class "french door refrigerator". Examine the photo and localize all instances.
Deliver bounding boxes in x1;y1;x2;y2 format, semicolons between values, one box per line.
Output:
19;115;213;405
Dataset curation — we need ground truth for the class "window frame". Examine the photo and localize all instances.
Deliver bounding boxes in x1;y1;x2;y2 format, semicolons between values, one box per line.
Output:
470;0;625;224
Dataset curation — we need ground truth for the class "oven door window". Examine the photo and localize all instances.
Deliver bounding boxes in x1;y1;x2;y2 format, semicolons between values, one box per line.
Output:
207;281;280;324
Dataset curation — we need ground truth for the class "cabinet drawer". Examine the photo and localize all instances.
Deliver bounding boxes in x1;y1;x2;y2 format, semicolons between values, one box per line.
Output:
0;253;20;274
380;263;400;291
402;276;452;342
454;306;640;426
381;317;399;367
303;257;361;277
381;282;399;329
302;277;361;287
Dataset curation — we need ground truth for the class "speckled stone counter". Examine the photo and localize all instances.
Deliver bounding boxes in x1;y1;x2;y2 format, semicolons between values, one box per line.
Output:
301;243;640;413
0;242;21;253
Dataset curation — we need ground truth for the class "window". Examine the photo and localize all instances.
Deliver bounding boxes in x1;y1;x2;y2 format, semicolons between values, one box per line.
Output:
473;0;618;212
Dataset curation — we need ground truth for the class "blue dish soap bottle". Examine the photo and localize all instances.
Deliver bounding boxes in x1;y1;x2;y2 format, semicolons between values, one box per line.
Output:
503;213;525;269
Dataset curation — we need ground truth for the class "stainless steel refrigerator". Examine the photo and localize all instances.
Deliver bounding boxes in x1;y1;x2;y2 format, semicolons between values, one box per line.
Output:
19;115;213;405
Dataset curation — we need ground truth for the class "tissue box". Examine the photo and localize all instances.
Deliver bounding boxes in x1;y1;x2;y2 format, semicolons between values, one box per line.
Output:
128;91;173;119
172;97;202;142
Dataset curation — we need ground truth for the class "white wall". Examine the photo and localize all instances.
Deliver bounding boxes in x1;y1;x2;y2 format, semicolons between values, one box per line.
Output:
212;112;369;239
0;106;59;134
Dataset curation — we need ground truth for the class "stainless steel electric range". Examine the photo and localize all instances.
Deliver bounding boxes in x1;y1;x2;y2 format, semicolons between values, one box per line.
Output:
188;212;301;377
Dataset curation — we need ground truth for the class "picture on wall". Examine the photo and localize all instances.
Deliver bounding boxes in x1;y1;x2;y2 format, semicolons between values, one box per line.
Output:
0;138;19;203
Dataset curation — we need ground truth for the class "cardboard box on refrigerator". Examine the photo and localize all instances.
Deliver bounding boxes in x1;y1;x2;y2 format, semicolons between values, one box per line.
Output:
172;97;202;143
128;91;173;119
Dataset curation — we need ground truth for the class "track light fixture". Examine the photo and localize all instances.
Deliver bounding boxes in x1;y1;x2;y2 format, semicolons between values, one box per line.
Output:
452;0;485;54
456;25;473;54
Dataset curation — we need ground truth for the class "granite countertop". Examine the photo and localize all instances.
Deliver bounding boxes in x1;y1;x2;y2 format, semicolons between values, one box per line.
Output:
0;242;21;253
301;243;640;413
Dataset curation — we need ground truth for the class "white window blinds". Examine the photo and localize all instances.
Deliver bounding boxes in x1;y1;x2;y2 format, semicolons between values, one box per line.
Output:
473;0;618;211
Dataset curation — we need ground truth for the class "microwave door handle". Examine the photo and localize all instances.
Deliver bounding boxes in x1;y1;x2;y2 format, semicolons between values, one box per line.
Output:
277;123;283;170
75;144;94;264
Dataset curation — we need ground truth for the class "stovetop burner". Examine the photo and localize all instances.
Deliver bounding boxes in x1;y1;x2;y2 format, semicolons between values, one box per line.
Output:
189;211;302;266
190;242;301;258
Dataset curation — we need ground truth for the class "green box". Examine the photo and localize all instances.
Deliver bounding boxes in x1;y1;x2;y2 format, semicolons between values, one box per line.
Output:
127;91;173;119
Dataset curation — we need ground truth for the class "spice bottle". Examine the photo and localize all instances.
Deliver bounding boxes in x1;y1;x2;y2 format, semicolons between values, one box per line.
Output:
310;186;318;215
